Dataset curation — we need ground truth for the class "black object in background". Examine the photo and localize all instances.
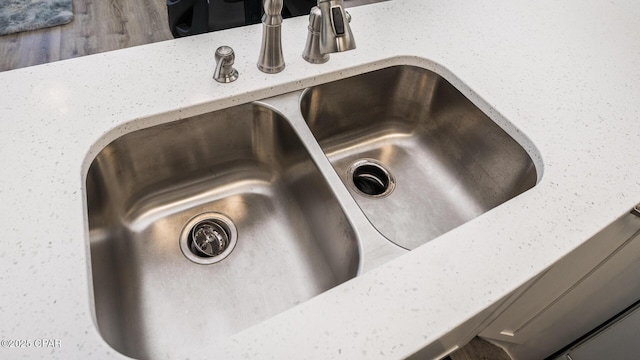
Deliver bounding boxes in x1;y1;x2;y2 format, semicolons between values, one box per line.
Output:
167;0;209;38
167;0;317;38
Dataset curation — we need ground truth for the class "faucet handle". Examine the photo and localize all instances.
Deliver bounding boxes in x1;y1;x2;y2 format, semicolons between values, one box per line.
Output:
214;46;239;83
302;7;330;64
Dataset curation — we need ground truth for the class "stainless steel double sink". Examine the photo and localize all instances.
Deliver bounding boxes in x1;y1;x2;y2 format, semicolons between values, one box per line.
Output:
85;65;537;359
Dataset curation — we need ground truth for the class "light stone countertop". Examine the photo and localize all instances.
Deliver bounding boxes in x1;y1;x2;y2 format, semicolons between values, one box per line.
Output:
1;0;640;358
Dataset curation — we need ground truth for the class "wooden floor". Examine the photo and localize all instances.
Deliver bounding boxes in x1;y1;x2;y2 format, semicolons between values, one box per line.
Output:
0;0;172;72
0;0;382;72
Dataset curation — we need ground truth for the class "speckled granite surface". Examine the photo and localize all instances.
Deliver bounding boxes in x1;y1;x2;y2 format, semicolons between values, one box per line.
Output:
1;0;639;358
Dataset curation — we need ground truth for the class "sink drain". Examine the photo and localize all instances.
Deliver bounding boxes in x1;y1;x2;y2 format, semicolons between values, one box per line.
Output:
348;159;395;198
180;212;237;265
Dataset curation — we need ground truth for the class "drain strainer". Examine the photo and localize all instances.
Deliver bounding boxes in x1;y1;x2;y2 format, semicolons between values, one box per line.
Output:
348;159;395;198
180;212;237;265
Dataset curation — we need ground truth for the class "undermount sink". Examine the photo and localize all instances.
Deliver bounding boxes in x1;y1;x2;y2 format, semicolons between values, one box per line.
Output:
300;65;538;249
85;63;539;359
86;103;359;359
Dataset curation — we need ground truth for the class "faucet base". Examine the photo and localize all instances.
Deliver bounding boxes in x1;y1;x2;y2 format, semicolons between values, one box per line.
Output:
257;62;285;74
214;68;239;83
257;24;285;73
257;2;285;74
302;53;329;64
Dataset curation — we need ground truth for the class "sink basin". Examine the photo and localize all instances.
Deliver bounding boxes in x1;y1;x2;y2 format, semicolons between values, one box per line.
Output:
85;64;539;358
300;65;537;249
86;103;359;359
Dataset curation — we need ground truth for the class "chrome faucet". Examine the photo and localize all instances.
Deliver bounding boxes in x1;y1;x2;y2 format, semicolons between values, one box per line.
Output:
302;0;356;64
257;0;285;73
